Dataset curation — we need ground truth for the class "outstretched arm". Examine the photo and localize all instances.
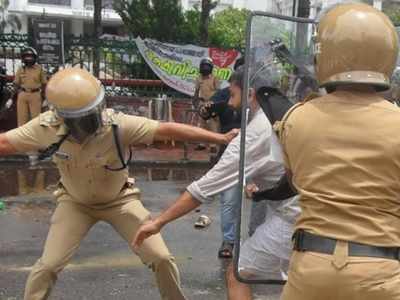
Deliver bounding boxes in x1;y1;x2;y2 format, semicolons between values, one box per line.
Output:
154;122;238;145
132;191;201;250
0;133;17;155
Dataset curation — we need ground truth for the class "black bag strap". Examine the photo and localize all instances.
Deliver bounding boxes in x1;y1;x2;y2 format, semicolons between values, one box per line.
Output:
38;132;70;161
252;173;297;202
105;124;132;171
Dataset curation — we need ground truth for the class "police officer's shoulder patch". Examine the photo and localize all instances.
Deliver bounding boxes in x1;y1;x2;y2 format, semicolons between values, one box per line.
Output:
39;111;61;127
274;102;303;130
274;93;322;143
102;108;119;126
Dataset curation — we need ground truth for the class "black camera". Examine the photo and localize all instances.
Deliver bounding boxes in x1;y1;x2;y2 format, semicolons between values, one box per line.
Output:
198;101;226;120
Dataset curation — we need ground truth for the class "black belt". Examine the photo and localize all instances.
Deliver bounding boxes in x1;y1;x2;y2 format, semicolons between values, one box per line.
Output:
293;230;400;261
21;87;40;93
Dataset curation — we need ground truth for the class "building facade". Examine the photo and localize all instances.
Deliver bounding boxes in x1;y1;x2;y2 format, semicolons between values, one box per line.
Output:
7;0;124;36
180;0;268;12
264;0;384;18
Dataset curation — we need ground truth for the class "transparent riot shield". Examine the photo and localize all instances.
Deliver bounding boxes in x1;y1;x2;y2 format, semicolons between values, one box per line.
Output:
388;26;400;105
235;12;316;285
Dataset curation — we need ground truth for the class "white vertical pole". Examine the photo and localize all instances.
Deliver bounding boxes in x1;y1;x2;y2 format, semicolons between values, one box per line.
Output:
373;0;382;11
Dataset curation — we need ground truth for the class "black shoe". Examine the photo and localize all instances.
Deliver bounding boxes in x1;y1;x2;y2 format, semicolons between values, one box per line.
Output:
218;241;234;259
195;144;206;151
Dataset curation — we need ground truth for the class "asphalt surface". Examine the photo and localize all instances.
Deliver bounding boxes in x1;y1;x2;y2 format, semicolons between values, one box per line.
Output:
0;166;282;300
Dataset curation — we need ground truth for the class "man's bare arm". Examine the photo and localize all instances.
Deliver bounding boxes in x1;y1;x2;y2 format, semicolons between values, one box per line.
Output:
133;191;201;249
0;133;17;155
154;122;239;145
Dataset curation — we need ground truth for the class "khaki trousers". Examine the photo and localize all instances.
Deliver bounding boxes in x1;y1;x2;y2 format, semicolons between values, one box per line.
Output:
17;91;42;126
24;194;186;300
17;170;45;195
281;241;400;300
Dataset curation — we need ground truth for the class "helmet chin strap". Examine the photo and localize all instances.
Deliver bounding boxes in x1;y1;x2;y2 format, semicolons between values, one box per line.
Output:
69;130;93;144
24;60;36;67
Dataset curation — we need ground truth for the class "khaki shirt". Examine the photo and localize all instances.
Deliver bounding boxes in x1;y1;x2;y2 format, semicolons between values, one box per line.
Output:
6;109;159;207
195;75;220;101
14;64;47;89
279;90;400;247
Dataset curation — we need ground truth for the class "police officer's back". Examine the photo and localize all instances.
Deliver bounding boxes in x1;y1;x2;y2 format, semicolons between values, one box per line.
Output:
279;4;400;300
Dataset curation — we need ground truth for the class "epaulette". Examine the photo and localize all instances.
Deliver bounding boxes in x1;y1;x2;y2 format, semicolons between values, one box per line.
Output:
102;108;118;126
39;110;62;127
273;92;321;142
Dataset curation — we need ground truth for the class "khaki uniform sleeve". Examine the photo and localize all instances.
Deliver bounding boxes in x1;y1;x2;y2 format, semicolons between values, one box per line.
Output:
214;76;220;90
120;114;160;146
275;113;296;171
276;101;309;170
5;116;48;153
40;66;47;85
278;124;291;170
195;78;200;89
13;68;21;86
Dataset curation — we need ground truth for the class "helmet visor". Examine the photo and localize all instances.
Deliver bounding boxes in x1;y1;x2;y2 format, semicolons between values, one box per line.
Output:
200;64;213;76
64;109;103;143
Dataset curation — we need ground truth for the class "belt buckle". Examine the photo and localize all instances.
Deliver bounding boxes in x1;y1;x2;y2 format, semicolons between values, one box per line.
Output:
293;230;306;252
396;248;400;261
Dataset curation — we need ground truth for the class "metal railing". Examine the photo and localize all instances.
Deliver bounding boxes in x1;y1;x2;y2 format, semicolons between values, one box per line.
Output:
0;32;187;98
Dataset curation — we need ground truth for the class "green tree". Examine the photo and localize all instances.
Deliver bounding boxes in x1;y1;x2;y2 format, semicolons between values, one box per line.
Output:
180;8;201;44
0;0;21;33
208;8;249;50
113;0;186;42
383;1;400;25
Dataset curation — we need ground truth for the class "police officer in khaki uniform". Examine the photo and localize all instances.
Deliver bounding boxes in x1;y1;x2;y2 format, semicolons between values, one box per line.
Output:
277;3;400;300
194;58;220;152
0;67;237;300
194;58;220;105
14;47;47;126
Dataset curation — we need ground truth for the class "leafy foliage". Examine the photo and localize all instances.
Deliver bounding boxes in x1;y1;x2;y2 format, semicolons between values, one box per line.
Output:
114;1;250;50
113;0;187;42
180;8;201;45
384;6;400;25
208;8;249;50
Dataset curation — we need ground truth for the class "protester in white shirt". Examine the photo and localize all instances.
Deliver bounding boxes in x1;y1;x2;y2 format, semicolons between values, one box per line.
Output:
133;68;300;300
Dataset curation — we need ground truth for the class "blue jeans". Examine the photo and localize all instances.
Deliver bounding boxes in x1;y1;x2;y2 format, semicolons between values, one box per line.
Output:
220;184;241;243
220;185;268;243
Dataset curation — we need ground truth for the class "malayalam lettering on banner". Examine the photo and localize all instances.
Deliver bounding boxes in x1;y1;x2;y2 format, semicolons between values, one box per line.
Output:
135;37;240;96
32;19;64;65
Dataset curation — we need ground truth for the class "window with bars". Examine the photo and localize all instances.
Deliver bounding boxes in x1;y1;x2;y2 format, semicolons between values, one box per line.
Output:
84;0;114;9
28;0;71;6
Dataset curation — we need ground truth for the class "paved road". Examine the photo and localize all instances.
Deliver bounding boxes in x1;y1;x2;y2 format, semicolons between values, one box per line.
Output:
0;179;282;300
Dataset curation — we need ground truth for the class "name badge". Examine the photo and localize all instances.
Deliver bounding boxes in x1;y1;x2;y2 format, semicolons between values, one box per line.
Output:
54;151;70;160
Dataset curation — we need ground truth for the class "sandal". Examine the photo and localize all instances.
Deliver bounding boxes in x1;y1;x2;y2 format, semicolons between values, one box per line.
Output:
194;215;212;229
218;241;234;259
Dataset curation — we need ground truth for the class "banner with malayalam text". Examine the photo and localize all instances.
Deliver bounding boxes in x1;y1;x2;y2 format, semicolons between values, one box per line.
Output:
135;37;240;96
